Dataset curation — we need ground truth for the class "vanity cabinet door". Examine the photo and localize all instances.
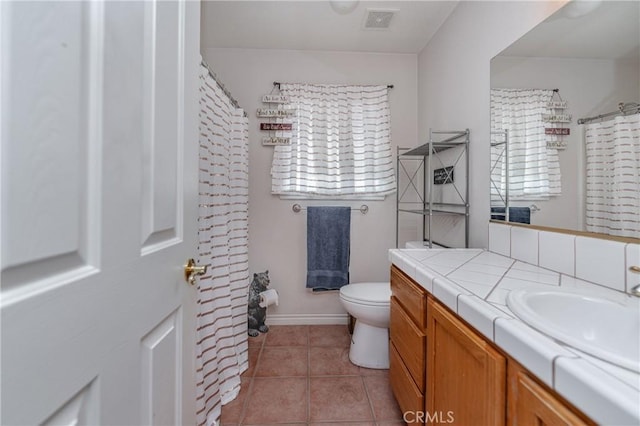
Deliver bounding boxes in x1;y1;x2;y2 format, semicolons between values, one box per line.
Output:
426;298;506;426
508;362;594;426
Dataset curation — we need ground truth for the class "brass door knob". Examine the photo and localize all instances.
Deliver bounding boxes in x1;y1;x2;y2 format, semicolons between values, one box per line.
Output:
184;258;207;285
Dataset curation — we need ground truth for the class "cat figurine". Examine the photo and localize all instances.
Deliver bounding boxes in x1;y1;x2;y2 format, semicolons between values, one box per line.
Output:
247;270;270;337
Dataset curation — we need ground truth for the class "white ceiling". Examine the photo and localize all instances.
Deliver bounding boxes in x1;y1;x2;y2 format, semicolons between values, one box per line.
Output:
498;0;640;60
200;1;459;54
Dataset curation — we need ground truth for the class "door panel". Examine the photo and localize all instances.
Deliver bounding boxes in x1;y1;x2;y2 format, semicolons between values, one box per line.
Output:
141;308;183;425
427;299;506;426
141;0;182;252
1;1;101;295
0;1;200;424
42;379;99;426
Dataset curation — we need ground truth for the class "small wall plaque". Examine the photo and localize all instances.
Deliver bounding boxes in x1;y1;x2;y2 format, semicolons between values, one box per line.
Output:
262;137;291;146
262;95;289;103
547;100;568;109
547;141;568;149
260;123;292;131
256;108;295;118
542;113;572;123
545;128;570;136
434;166;454;185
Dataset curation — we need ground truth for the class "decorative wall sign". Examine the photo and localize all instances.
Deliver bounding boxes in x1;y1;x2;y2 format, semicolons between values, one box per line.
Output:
547;100;568;109
542;113;572;123
260;86;293;147
546;141;567;149
260;123;292;131
545;128;570;136
256;108;295;118
262;137;291;146
434;166;454;185
262;94;290;103
544;90;570;150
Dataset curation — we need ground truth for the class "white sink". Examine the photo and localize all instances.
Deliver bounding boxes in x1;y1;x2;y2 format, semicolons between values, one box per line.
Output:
507;287;640;373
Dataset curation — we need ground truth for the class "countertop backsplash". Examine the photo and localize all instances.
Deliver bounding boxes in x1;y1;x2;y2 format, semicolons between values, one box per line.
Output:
488;222;639;295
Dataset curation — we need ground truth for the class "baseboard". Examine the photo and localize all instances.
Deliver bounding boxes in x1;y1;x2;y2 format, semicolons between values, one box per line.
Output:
265;313;349;325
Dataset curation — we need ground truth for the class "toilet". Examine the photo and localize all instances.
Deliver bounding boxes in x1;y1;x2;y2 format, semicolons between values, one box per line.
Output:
339;282;391;369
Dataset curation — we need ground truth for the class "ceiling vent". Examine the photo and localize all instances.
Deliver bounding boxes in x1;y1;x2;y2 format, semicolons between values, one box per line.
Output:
363;9;396;30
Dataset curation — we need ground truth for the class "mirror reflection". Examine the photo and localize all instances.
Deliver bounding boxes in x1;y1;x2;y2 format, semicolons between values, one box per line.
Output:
489;0;639;239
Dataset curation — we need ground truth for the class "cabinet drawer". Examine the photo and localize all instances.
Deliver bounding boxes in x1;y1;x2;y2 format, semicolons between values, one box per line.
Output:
390;297;426;392
391;265;427;329
389;342;423;421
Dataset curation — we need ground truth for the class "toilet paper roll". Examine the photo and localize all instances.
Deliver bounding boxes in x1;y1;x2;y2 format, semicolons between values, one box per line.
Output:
259;289;279;308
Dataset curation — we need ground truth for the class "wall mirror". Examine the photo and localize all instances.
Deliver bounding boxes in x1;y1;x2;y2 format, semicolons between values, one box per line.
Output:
489;0;639;240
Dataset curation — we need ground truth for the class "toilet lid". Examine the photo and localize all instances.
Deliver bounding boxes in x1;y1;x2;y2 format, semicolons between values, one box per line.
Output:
340;282;390;305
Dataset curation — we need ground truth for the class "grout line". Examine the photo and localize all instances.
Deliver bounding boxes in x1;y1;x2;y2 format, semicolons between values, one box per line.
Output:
236;371;256;426
238;331;267;425
360;374;378;423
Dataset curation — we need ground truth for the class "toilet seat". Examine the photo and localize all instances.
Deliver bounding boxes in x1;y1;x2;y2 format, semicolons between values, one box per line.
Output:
340;282;390;306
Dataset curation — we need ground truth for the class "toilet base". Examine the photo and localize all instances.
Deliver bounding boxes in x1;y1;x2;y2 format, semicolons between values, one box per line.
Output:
348;320;389;369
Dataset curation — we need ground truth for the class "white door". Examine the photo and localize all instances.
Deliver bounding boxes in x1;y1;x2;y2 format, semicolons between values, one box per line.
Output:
1;1;201;424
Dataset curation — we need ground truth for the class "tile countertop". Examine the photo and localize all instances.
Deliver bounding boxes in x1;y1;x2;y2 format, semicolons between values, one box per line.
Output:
389;248;640;426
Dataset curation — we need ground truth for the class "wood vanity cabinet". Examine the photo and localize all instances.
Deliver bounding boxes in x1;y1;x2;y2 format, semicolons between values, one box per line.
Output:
390;265;594;426
426;298;506;425
508;361;595;426
389;266;427;418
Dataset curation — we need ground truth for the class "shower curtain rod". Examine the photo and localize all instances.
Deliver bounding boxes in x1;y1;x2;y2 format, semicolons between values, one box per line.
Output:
272;82;394;89
577;102;639;125
201;59;248;118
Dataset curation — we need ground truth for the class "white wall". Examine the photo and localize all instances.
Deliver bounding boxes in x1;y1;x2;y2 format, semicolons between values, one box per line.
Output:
417;0;567;248
491;56;640;231
201;48;418;321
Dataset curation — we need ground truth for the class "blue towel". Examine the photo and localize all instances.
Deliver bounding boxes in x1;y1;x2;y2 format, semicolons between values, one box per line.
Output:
491;207;531;224
306;206;351;291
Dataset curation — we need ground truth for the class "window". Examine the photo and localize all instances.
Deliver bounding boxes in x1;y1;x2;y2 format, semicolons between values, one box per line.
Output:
270;83;396;198
491;88;561;200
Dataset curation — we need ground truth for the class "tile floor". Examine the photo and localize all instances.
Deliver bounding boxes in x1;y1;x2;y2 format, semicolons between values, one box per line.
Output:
221;325;405;426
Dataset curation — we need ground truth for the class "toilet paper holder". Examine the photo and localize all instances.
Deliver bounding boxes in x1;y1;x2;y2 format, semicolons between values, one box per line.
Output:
258;289;279;308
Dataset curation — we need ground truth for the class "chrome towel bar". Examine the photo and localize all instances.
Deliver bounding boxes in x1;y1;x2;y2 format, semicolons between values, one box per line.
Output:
292;204;369;214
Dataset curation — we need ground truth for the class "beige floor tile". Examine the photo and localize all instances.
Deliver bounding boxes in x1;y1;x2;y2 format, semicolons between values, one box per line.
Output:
310;346;361;376
309;376;374;422
363;375;403;422
264;325;309;346
309;324;351;347
242;377;308;424
254;346;308;377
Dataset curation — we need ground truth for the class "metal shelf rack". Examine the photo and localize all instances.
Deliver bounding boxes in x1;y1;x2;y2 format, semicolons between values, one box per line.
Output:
396;129;470;248
490;129;509;222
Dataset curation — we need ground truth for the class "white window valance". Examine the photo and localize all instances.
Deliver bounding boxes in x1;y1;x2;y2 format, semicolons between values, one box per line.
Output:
270;83;396;198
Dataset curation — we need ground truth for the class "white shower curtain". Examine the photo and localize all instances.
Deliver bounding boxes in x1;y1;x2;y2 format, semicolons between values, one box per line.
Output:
585;114;640;238
196;64;250;426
